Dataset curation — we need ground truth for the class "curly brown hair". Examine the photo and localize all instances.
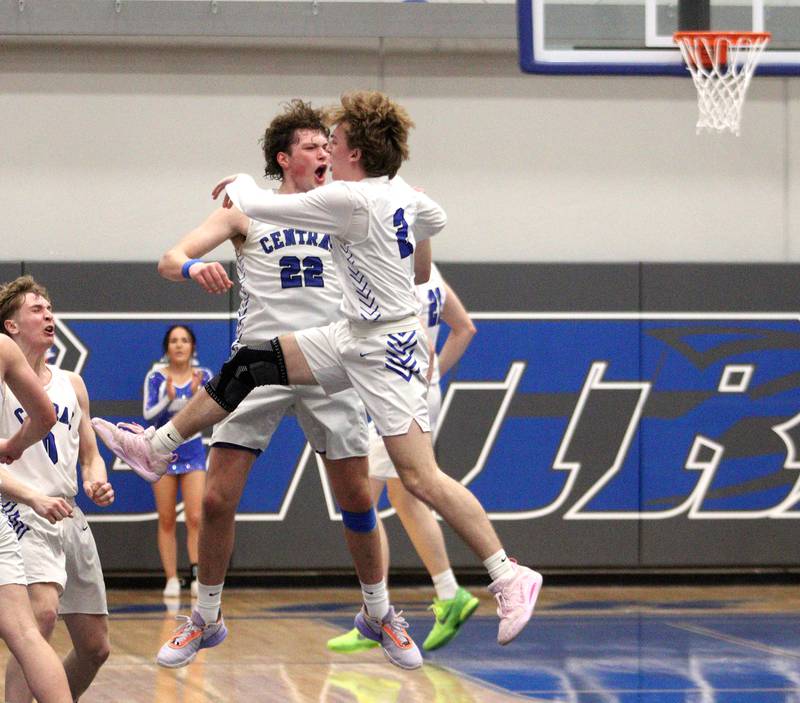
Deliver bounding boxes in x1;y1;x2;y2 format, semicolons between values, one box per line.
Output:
260;100;328;181
0;276;50;337
325;91;414;178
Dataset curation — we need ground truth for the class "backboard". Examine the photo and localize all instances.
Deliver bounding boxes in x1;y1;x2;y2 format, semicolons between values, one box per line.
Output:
518;0;800;74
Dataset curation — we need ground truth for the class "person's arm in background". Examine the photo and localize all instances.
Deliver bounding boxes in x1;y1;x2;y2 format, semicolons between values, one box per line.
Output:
437;281;477;377
68;372;115;507
142;369;171;422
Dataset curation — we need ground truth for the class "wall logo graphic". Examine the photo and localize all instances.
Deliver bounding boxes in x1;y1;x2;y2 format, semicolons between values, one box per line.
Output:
58;312;800;526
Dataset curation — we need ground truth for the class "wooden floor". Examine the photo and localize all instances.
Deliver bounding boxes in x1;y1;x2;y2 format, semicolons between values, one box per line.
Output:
2;582;800;702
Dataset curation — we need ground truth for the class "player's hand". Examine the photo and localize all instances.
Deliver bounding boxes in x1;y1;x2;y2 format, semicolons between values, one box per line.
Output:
32;496;73;524
211;175;238;209
165;376;176;400
190;369;203;394
84;480;115;507
0;438;22;463
190;261;233;295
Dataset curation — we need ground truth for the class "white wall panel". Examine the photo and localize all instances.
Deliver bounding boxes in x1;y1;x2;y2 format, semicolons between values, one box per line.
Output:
0;40;794;262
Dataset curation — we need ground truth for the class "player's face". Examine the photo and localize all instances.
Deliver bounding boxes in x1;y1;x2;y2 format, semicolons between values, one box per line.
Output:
329;123;358;181
8;293;54;350
166;327;194;365
282;129;330;192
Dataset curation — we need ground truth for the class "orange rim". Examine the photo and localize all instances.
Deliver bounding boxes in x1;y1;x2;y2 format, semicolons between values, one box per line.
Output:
673;31;770;68
673;31;771;42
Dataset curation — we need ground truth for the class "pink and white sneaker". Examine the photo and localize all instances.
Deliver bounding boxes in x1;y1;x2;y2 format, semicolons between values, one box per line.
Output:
91;418;173;483
488;562;543;645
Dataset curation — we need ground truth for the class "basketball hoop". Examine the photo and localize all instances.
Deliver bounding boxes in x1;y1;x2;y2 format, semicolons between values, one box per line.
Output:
673;31;770;135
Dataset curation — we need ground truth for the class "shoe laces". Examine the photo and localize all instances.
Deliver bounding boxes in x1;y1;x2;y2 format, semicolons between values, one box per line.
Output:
384;610;412;645
493;575;524;617
169;615;202;646
428;599;451;623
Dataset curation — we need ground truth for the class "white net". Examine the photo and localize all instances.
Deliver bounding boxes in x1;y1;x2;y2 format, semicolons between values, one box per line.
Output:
674;32;770;136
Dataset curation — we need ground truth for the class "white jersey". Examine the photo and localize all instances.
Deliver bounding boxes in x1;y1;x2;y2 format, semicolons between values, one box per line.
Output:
233;211;344;346
226;174;447;326
0;365;79;499
416;262;447;385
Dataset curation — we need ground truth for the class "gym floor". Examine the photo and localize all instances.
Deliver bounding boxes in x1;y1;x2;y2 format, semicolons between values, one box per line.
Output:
4;581;799;702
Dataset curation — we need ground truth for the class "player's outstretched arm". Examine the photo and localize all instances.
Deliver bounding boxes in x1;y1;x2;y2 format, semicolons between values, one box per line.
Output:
67;372;115;507
215;173;360;240
437;281;477;377
0;469;73;524
159;207;248;294
0;337;56;463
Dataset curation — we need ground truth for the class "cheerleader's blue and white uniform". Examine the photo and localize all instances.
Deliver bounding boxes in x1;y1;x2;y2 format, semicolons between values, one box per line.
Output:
143;364;212;475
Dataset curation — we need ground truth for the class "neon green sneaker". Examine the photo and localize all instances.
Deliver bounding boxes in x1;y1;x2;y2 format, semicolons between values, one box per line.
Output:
422;586;480;651
326;626;380;653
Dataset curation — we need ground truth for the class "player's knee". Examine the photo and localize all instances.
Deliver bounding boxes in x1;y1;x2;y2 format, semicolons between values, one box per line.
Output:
205;339;289;412
34;606;58;638
332;483;373;512
341;508;377;533
202;488;236;523
77;634;110;668
397;469;434;504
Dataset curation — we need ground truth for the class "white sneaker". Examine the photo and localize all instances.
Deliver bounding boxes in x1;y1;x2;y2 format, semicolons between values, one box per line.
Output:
163;577;181;598
488;562;543;645
91;418;174;483
190;579;198;598
354;606;422;670
156;610;228;668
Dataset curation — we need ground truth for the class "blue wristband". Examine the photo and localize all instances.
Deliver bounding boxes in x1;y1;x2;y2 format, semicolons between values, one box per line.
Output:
181;259;205;279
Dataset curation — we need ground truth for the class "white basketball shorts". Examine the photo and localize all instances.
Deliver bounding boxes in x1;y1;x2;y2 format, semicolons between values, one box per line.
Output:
369;381;442;481
211;384;369;460
12;501;67;593
59;505;108;616
14;501;106;612
295;318;431;438
0;513;27;587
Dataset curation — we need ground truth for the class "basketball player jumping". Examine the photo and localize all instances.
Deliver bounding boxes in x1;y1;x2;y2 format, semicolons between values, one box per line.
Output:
94;91;543;663
149;99;423;670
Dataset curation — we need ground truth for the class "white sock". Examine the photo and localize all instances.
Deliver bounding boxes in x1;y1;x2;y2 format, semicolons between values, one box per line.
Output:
484;549;514;582
153;422;184;454
431;569;459;601
361;580;390;621
196;581;224;624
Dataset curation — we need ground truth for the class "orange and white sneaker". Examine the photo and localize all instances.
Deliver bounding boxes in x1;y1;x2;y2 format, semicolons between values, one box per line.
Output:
156;610;227;668
354;606;422;670
488;563;543;645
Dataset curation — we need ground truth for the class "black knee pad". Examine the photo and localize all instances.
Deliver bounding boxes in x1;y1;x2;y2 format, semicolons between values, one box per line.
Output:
205;338;288;412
